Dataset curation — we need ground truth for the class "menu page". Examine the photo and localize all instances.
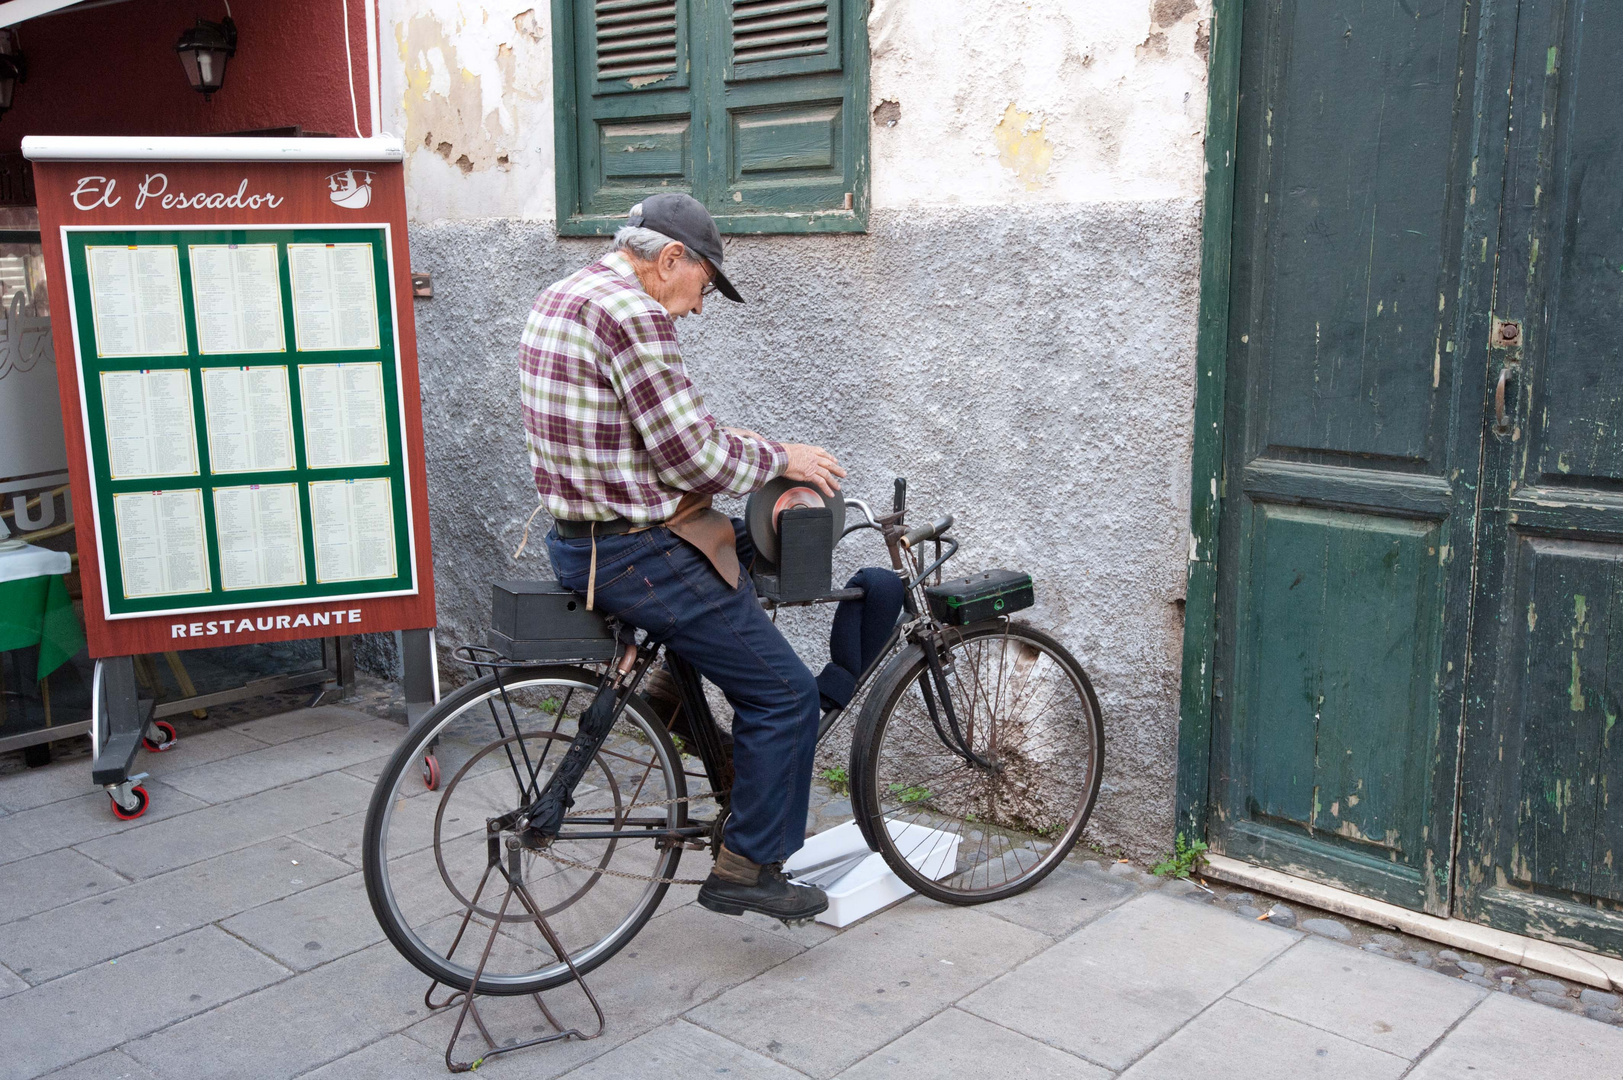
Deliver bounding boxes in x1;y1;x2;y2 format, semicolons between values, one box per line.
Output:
190;244;286;355
86;245;187;357
100;368;200;479
309;478;396;582
288;243;380;352
213;483;305;590
299;362;388;468
202;366;295;473
112;489;210;598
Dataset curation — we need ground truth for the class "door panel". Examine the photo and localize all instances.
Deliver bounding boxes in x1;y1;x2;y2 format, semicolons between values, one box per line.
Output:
1212;0;1498;913
1460;0;1623;951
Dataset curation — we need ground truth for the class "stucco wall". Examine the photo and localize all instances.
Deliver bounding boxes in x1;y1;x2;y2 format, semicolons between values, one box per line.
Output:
382;0;1212;860
383;0;1212;219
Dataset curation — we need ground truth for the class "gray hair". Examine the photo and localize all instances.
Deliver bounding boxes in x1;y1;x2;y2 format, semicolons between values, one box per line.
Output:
613;222;704;264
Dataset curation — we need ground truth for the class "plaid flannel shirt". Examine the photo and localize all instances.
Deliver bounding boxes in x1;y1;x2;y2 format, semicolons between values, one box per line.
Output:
520;251;788;523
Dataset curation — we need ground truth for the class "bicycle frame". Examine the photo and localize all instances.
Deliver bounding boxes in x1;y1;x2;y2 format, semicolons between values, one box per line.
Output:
529;486;969;849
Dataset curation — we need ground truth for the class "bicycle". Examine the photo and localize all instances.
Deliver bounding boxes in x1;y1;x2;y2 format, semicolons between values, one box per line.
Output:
362;479;1104;1000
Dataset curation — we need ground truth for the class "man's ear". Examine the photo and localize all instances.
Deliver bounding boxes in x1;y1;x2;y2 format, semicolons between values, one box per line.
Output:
660;243;686;275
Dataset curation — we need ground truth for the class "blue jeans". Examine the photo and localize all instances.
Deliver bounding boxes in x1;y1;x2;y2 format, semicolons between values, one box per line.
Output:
547;522;821;866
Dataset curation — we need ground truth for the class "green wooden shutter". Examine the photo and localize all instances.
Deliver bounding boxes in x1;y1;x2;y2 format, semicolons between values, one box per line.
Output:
554;0;868;234
702;0;866;230
560;0;698;224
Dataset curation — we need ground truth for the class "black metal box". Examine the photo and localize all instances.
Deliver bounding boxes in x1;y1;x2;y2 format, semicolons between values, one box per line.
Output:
489;579;617;663
752;506;833;603
923;569;1035;626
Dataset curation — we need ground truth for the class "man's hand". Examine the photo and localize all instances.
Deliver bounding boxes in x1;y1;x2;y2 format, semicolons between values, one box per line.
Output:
782;443;846;497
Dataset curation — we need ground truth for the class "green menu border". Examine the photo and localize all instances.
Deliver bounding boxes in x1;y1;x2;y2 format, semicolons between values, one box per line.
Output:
61;225;417;619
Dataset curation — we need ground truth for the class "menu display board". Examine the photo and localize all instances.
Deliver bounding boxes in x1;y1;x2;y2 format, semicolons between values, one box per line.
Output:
30;141;436;657
61;225;414;618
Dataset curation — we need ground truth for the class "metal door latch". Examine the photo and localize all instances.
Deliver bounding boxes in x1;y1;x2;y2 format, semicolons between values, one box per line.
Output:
1492;318;1521;349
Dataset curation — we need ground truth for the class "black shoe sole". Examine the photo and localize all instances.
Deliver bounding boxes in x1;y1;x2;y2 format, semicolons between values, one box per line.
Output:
697;890;829;921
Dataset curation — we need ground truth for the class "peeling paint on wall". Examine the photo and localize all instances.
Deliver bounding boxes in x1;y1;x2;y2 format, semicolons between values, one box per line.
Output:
993;104;1055;190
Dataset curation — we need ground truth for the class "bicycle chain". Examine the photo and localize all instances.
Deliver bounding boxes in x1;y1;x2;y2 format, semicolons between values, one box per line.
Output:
530;789;723;886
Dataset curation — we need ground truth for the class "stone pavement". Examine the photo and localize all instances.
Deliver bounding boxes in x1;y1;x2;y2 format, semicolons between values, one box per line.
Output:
3;700;1623;1079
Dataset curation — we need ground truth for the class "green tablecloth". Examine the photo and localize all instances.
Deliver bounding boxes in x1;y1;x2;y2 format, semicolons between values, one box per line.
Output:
0;574;85;681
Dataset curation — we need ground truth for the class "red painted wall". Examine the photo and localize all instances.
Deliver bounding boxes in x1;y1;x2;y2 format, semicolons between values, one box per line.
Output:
1;0;375;155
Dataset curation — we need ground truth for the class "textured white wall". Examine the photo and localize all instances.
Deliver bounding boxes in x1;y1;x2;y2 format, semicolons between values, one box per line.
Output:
380;0;1213;221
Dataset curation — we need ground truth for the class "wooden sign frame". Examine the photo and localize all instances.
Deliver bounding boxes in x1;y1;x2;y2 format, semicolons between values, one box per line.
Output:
25;137;436;659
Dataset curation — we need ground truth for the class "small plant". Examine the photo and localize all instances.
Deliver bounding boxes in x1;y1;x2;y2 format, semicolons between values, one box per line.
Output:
820;766;849;795
888;781;933;805
1152;833;1210;879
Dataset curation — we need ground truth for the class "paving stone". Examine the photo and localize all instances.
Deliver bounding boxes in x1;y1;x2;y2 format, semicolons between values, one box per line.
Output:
1408;951;1433;968
556;1019;806;1080
155;720;402;803
960;893;1297;1071
1463;973;1497;990
0;836;347;983
1531;990;1581;1011
1370;933;1404;950
689;898;1049;1078
124;940;429;1080
74;770;372;879
1458;960;1486;976
1107;861;1139;878
1362;943;1397;956
1160;877;1198;897
977;859;1137;938
220;872;387;971
837;1007;1110;1080
1117;998;1408;1080
1267;903;1296;928
290;783;486;869
229;704;380;744
406;902;807;1079
1587;1004;1622;1024
1408;992;1623;1078
36;1048;163;1079
136;727;266;776
0;926;287;1078
0;758;103;814
0;780;209;866
1436;949;1462;962
1231;936;1484;1059
298;1034;458;1079
1236;905;1263;919
1222;891;1257;906
1582;988;1622;1010
1302;918;1352;941
0;847;129;925
0;962;26;999
1525;978;1569;996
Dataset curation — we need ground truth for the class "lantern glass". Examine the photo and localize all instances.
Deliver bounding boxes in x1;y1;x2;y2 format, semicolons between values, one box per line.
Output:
0;30;23;115
175;17;236;96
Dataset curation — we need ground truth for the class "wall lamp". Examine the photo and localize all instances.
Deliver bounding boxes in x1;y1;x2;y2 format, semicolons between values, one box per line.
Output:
175;15;237;98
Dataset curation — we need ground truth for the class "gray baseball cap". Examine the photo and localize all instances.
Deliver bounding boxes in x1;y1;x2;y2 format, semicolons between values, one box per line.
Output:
628;193;742;302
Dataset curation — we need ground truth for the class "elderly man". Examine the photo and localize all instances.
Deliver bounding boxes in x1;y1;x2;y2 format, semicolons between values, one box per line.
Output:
521;193;844;923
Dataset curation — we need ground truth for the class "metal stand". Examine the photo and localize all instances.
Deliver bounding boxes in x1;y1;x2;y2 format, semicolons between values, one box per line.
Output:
90;635;358;818
424;824;605;1073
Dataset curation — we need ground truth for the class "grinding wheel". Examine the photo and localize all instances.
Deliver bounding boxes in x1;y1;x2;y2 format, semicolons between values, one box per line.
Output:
745;476;845;565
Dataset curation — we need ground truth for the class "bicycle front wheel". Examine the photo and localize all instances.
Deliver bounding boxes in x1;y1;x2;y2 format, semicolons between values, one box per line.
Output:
362;666;686;995
850;620;1103;904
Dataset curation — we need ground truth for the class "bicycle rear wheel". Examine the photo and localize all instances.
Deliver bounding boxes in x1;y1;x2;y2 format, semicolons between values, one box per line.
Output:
849;620;1103;904
362;666;687;995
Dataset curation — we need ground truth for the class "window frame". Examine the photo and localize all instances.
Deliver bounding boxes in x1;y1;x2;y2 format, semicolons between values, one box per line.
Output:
550;0;871;236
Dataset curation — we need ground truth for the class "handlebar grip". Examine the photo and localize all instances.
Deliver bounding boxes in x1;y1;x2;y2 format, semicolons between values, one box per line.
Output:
902;513;954;548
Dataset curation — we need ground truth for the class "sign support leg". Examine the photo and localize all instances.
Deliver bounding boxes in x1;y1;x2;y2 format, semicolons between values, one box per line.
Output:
402;627;438;726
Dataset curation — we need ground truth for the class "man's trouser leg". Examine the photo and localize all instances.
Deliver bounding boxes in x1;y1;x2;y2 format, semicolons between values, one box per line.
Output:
548;526;821;866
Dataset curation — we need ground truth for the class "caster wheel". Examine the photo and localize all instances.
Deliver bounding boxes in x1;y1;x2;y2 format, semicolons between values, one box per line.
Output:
142;720;178;753
422;754;440;791
110;785;149;821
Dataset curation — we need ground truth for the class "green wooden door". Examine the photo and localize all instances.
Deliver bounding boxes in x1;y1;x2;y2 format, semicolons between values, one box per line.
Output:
1456;0;1623;951
1208;0;1510;915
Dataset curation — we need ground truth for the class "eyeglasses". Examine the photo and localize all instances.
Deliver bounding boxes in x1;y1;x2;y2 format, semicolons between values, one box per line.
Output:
700;261;719;297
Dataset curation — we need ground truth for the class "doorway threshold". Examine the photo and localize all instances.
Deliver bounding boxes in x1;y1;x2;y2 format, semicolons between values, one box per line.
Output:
1204;854;1623;993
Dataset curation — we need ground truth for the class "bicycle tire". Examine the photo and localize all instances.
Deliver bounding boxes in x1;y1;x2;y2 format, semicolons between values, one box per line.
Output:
362;665;687;995
849;619;1104;905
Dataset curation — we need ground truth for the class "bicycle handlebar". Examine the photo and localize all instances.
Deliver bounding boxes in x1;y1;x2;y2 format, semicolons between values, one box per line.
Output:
902;513;954;548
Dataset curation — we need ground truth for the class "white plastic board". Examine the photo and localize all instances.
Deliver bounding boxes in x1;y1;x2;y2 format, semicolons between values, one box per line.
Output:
784;819;962;928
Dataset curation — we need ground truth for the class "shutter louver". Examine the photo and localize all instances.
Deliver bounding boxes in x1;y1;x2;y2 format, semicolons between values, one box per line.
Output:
731;0;830;67
595;0;679;82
